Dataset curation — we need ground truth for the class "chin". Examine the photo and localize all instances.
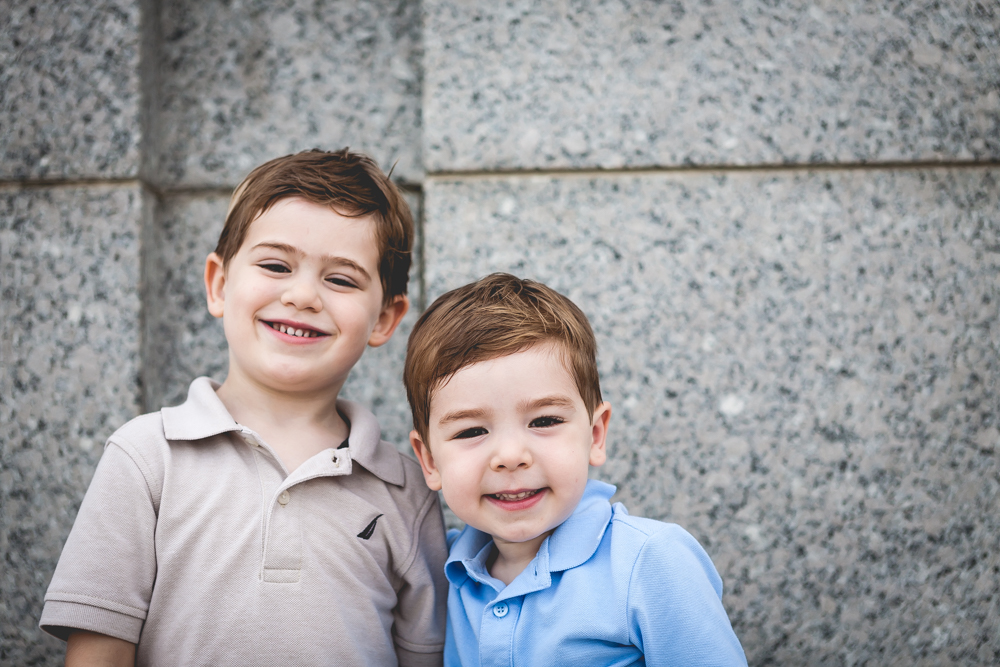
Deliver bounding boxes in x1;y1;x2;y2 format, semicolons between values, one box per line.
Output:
494;526;547;544
260;371;331;393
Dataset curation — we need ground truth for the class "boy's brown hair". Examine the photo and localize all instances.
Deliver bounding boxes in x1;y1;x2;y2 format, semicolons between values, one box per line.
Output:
404;273;603;442
215;148;413;303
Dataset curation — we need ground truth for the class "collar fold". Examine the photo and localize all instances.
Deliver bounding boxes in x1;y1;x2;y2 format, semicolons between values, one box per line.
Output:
445;479;617;594
160;377;405;486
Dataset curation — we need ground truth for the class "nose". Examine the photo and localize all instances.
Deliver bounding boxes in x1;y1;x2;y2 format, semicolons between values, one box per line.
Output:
489;434;532;472
280;275;322;312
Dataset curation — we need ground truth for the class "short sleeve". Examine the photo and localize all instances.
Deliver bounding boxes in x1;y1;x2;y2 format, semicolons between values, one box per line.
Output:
39;441;159;643
392;491;448;667
627;524;748;666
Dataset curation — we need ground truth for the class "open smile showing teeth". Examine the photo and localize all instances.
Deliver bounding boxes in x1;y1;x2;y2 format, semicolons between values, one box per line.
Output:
265;321;324;338
491;489;541;501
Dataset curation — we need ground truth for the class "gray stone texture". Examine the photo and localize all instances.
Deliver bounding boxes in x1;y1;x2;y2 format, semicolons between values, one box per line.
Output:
423;0;1000;172
141;192;229;411
0;185;145;662
144;190;423;449
0;1;144;180
148;0;424;188
4;0;1000;664
423;168;1000;664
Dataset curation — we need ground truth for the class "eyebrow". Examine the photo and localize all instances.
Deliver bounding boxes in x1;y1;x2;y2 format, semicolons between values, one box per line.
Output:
436;395;576;426
519;395;577;412
437;408;491;426
251;242;372;282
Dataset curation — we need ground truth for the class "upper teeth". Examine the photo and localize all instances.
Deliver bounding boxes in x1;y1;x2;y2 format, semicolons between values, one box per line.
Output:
494;490;536;501
275;323;317;338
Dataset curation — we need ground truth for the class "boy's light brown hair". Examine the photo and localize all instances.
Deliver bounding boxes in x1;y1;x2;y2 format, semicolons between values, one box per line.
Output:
404;273;603;442
214;147;413;303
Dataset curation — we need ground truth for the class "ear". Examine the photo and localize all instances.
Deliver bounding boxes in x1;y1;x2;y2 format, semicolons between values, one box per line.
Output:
588;401;612;467
409;429;442;491
368;294;409;347
205;252;227;318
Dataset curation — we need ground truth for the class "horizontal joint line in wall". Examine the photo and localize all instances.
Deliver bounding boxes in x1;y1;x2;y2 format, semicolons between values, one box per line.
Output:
0;177;233;197
0;178;422;198
0;177;144;191
425;159;1000;180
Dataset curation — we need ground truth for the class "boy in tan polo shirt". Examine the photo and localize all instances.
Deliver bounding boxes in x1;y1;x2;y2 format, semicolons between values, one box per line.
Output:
40;149;448;666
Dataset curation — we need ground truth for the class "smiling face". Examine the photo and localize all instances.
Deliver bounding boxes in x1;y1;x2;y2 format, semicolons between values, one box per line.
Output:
205;197;408;398
410;342;611;555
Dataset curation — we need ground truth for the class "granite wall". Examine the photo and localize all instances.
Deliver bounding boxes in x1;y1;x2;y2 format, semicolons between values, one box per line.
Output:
1;0;997;664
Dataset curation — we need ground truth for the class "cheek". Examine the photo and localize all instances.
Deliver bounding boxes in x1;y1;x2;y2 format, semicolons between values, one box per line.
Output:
436;456;481;502
334;297;381;331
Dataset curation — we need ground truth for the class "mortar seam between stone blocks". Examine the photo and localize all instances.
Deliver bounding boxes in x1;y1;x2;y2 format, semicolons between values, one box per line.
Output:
425;160;1000;182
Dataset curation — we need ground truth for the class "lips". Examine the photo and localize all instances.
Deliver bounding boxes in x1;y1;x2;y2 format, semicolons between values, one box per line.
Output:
490;489;540;501
263;320;329;338
486;488;547;511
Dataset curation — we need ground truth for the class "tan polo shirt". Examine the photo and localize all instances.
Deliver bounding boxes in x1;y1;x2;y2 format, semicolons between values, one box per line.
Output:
40;377;447;666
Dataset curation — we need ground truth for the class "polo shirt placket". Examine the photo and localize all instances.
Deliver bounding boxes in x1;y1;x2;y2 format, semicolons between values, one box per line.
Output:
479;596;518;667
242;430;355;584
452;539;561;667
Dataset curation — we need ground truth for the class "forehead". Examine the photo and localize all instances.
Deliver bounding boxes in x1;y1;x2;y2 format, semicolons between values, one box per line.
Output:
429;341;581;412
242;198;377;252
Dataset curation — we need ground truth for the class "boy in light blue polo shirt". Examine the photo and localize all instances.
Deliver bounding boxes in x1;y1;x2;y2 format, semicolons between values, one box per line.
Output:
404;273;747;666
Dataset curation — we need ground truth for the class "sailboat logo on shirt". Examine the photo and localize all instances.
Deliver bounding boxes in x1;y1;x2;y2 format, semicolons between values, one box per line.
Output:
357;514;384;540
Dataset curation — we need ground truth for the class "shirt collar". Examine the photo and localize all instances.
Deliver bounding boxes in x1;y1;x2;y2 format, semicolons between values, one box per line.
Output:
445;479;616;594
161;377;405;486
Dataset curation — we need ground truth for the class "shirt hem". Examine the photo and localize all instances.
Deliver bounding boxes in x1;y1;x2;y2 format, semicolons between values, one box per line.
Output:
39;599;144;643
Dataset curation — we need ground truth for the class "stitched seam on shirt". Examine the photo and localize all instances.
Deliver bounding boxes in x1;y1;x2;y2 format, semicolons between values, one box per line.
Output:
396;488;439;578
250;444;271;573
103;438;160;515
393;634;446;652
44;592;148;619
392;490;443;649
622;519;653;647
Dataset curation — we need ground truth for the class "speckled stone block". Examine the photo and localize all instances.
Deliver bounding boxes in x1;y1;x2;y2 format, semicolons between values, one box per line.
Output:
0;1;143;180
423;168;1000;664
148;0;423;188
141;192;230;412
143;190;422;450
0;185;144;663
423;0;1000;171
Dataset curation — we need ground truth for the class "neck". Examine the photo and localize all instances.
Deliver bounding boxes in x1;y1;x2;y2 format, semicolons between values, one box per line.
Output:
215;366;349;472
487;531;552;586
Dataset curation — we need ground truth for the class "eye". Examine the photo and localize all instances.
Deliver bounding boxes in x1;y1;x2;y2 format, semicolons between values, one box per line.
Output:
529;416;564;429
259;262;290;274
453;426;488;439
326;275;358;288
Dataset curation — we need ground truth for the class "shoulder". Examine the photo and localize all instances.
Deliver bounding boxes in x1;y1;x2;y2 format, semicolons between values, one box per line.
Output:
608;503;703;547
606;507;747;664
396;447;429;487
109;410;166;446
607;504;723;598
354;443;440;525
105;411;169;464
391;448;442;527
102;410;175;506
358;445;448;575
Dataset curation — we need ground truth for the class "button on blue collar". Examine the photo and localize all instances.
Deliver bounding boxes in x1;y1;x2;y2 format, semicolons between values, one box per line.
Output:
492;602;509;618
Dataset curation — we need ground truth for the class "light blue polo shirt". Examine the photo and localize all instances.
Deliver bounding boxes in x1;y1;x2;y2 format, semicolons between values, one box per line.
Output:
444;480;747;666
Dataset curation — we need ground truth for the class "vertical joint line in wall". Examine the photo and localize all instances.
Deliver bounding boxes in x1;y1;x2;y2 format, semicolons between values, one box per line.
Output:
416;185;426;313
137;183;158;415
